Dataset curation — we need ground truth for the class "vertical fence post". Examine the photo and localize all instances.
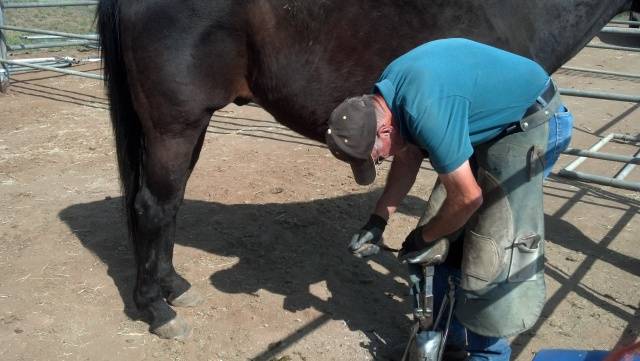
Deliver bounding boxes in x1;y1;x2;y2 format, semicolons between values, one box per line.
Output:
0;1;9;92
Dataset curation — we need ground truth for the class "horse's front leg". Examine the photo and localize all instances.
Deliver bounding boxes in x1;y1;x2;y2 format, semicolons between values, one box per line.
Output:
133;127;208;339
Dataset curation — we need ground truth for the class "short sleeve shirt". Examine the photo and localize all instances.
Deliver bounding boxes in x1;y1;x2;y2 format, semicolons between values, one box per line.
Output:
373;38;550;174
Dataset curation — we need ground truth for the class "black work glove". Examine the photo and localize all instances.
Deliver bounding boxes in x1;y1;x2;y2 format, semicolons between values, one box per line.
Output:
398;225;449;265
347;214;387;258
400;225;430;253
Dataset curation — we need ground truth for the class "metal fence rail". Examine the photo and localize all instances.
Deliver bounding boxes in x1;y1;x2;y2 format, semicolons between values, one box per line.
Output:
0;57;102;79
558;88;640;103
2;1;97;8
559;135;640;192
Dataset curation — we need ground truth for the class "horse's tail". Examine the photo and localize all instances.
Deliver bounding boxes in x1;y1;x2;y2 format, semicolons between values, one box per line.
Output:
97;0;142;248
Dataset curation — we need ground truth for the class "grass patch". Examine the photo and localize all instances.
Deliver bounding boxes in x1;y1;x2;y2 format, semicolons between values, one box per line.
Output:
614;11;635;20
2;1;97;52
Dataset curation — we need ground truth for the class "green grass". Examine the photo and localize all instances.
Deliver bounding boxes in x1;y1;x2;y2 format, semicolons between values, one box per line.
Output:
614;12;629;20
2;0;97;52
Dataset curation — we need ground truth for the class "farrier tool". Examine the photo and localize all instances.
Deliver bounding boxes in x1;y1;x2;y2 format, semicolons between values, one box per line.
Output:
400;248;458;361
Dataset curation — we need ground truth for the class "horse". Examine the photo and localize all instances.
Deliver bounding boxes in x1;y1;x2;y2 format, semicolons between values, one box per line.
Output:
96;0;639;339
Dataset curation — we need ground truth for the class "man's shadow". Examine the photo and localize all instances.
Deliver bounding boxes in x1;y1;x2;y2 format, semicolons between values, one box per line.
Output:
59;190;427;359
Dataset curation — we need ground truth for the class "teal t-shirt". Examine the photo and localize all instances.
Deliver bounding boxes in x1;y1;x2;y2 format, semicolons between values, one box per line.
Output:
374;38;550;174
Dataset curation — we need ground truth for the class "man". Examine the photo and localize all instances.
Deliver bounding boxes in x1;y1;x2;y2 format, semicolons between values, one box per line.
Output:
325;39;573;361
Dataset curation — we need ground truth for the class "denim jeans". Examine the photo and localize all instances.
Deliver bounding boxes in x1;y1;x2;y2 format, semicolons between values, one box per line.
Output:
544;105;573;179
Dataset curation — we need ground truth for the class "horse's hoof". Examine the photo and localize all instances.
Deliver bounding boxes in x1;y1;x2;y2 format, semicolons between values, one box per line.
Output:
168;287;205;308
398;238;449;266
151;316;192;340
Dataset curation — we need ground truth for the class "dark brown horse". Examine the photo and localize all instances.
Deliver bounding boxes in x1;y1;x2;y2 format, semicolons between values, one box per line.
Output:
97;0;639;339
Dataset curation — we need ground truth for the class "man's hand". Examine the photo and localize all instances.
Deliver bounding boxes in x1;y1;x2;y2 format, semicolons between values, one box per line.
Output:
398;225;449;265
400;225;429;253
348;214;387;258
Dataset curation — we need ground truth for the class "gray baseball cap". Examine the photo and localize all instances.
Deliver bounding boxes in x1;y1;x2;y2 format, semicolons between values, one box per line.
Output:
326;97;378;185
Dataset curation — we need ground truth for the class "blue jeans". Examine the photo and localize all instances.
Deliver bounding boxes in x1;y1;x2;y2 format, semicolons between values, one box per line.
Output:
544;105;573;179
409;264;512;361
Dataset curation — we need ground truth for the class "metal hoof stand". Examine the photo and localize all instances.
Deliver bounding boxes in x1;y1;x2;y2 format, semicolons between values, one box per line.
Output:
0;1;101;92
401;263;458;361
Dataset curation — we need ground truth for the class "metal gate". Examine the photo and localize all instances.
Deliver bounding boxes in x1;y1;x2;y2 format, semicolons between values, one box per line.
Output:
556;18;640;191
0;0;101;93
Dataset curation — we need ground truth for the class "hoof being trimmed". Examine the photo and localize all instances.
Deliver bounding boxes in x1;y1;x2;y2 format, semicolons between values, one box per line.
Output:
398;238;450;266
151;316;192;340
168;287;205;308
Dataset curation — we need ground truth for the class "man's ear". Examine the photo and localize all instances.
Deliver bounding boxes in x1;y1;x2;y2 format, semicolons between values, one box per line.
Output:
377;123;392;138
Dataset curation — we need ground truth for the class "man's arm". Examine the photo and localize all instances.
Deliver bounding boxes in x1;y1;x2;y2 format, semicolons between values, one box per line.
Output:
373;144;425;220
419;159;483;243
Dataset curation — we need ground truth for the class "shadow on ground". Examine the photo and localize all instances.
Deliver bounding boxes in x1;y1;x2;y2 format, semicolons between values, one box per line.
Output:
60;176;640;360
59;191;428;359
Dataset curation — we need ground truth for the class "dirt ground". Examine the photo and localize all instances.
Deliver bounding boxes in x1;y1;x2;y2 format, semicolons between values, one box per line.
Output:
0;33;639;361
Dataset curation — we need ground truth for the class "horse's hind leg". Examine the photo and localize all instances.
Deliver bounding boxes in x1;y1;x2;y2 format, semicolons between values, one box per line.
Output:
117;0;252;338
133;109;211;339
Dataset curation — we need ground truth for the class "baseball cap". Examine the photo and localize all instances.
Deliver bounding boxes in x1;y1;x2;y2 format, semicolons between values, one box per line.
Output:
326;96;378;185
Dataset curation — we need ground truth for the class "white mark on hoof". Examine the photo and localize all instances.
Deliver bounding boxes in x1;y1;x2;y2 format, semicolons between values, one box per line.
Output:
168;287;205;308
151;316;192;340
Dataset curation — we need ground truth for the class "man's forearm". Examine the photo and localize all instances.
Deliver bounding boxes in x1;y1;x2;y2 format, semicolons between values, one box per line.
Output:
373;146;424;220
419;197;477;243
420;160;483;243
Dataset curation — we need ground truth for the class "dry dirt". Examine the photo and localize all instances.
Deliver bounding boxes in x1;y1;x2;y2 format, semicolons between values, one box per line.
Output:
0;34;639;361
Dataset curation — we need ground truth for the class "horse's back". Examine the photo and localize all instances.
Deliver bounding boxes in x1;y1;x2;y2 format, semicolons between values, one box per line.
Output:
104;0;636;140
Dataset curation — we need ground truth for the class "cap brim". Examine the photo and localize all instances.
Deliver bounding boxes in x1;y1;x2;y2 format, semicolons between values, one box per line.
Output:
350;157;376;185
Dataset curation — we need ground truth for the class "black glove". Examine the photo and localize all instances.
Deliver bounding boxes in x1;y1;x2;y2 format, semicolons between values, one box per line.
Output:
347;214;387;258
398;225;449;265
400;225;430;253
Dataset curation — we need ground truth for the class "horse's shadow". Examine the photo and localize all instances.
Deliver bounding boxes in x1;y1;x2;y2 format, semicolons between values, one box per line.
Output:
59;191;427;359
